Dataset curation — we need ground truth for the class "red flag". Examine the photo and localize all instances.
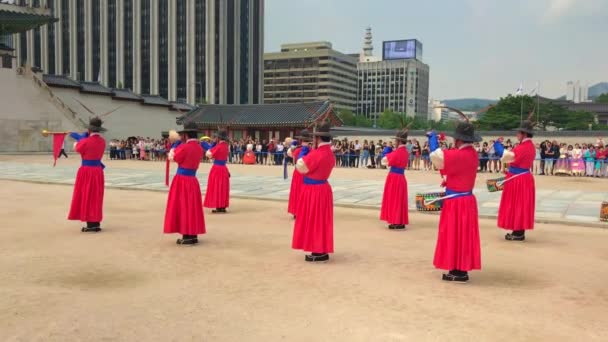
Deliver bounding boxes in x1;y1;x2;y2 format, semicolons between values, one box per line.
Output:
52;133;67;167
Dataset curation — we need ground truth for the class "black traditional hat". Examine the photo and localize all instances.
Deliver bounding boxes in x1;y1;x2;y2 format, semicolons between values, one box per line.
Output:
178;121;199;134
513;110;536;134
442;106;482;143
312;121;332;137
215;129;229;141
88;117;106;132
394;118;412;142
295;129;312;141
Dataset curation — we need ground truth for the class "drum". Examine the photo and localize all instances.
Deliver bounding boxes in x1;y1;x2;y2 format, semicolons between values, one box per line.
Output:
415;192;446;211
486;177;505;192
601;202;608;222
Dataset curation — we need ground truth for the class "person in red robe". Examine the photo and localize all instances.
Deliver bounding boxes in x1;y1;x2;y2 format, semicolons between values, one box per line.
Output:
292;122;336;262
497;118;536;241
380;128;410;230
68;117;106;233
164;122;206;245
204;130;230;213
287;129;312;218
429;119;482;282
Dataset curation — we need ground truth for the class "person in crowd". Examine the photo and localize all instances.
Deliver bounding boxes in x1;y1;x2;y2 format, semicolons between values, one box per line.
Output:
361;140;370;168
479;142;489;172
354;140;361;168
584;145;596;176
543;141;555;175
411;140;421;170
594;145;606;178
554;143;571;176
571;144;584;176
369;140;377;168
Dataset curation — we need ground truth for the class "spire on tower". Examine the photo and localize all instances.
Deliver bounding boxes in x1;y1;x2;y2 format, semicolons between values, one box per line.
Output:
363;26;373;57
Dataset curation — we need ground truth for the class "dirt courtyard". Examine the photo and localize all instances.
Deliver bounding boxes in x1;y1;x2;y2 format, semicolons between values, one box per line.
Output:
1;180;607;341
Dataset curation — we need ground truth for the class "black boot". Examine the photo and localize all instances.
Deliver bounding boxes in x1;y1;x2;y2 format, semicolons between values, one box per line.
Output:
305;253;329;262
505;230;525;241
389;224;406;230
82;222;101;233
176;234;199;245
212;208;227;213
442;269;469;282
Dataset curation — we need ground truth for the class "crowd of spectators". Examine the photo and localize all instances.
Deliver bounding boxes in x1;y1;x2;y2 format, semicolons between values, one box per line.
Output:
105;135;608;178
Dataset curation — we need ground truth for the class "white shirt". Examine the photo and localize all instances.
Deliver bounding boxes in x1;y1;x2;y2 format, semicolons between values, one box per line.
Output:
276;144;284;152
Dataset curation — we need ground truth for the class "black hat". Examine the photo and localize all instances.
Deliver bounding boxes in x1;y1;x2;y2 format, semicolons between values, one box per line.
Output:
394;130;409;142
215;129;229;141
88;117;106;132
295;129;312;141
513;111;536;134
448;121;482;143
178;121;199;134
312;121;332;137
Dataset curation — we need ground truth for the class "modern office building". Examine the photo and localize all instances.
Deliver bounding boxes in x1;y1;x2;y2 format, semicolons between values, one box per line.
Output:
263;42;358;111
356;28;430;120
11;0;264;105
566;81;589;103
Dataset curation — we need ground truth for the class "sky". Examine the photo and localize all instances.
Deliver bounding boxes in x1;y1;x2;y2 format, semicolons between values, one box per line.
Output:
265;0;608;100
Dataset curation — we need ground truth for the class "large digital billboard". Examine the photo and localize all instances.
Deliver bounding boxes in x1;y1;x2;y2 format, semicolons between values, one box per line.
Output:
382;39;422;61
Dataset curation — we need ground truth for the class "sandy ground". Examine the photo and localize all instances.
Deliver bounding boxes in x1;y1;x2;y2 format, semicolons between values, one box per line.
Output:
1;154;606;192
1;180;607;341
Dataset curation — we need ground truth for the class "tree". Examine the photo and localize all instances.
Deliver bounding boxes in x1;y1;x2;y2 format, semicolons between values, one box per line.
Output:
336;109;356;126
596;93;608;103
377;109;405;129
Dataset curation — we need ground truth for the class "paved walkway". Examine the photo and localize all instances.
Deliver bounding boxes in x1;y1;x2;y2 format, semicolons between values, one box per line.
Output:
0;161;606;226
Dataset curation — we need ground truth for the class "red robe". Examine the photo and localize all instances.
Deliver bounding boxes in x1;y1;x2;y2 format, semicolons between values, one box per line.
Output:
164;139;206;235
68;133;106;222
380;145;409;225
204;141;230;209
433;145;481;271
498;139;535;230
292;143;336;253
287;146;303;215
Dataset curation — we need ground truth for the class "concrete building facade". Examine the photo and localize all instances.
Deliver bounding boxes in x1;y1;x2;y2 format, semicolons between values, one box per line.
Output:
263;42;358;111
357;58;429;120
12;0;264;105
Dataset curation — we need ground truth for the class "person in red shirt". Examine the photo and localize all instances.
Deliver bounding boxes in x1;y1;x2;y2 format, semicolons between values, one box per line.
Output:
68;117;106;233
292;122;336;262
429;118;482;282
287;129;312;218
380;128;410;230
164;122;206;245
204;130;230;213
498;117;536;241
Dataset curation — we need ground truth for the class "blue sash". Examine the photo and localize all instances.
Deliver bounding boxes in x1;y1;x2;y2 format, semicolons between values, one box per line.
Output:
445;188;473;199
303;177;327;185
389;166;405;174
508;166;530;175
176;167;197;177
81;159;105;169
214;160;227;166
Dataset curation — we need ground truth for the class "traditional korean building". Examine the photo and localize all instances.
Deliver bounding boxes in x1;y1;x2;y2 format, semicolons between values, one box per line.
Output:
177;101;342;141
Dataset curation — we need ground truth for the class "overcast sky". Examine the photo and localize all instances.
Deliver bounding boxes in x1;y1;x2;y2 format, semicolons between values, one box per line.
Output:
265;0;608;100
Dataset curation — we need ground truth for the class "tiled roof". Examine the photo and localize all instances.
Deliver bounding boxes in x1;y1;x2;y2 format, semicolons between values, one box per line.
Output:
111;88;142;101
0;3;57;34
42;74;80;88
171;102;196;112
141;95;171;107
178;101;342;128
80;82;112;95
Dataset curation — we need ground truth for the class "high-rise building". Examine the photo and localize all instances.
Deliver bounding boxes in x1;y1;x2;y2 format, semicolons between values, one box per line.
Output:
566;80;589;103
12;0;264;105
356;29;430;120
263;42;358;111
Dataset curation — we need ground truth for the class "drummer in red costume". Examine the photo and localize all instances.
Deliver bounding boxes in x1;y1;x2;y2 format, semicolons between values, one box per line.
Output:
292;122;336;262
204;129;230;213
164;122;206;245
497;113;536;241
68;117;106;233
380;127;410;230
287;129;312;219
429;116;482;282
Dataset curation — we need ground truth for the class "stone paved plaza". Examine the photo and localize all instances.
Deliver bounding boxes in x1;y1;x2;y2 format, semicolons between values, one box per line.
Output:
0;160;606;226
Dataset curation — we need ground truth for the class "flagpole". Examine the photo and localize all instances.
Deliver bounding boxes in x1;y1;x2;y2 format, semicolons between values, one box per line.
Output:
537;81;540;125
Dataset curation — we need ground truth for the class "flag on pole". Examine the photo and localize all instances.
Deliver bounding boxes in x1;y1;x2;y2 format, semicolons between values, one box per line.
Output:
515;82;524;95
52;133;67;167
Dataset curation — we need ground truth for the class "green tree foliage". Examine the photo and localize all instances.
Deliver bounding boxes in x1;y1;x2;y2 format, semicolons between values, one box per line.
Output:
477;95;599;131
596;93;608;103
